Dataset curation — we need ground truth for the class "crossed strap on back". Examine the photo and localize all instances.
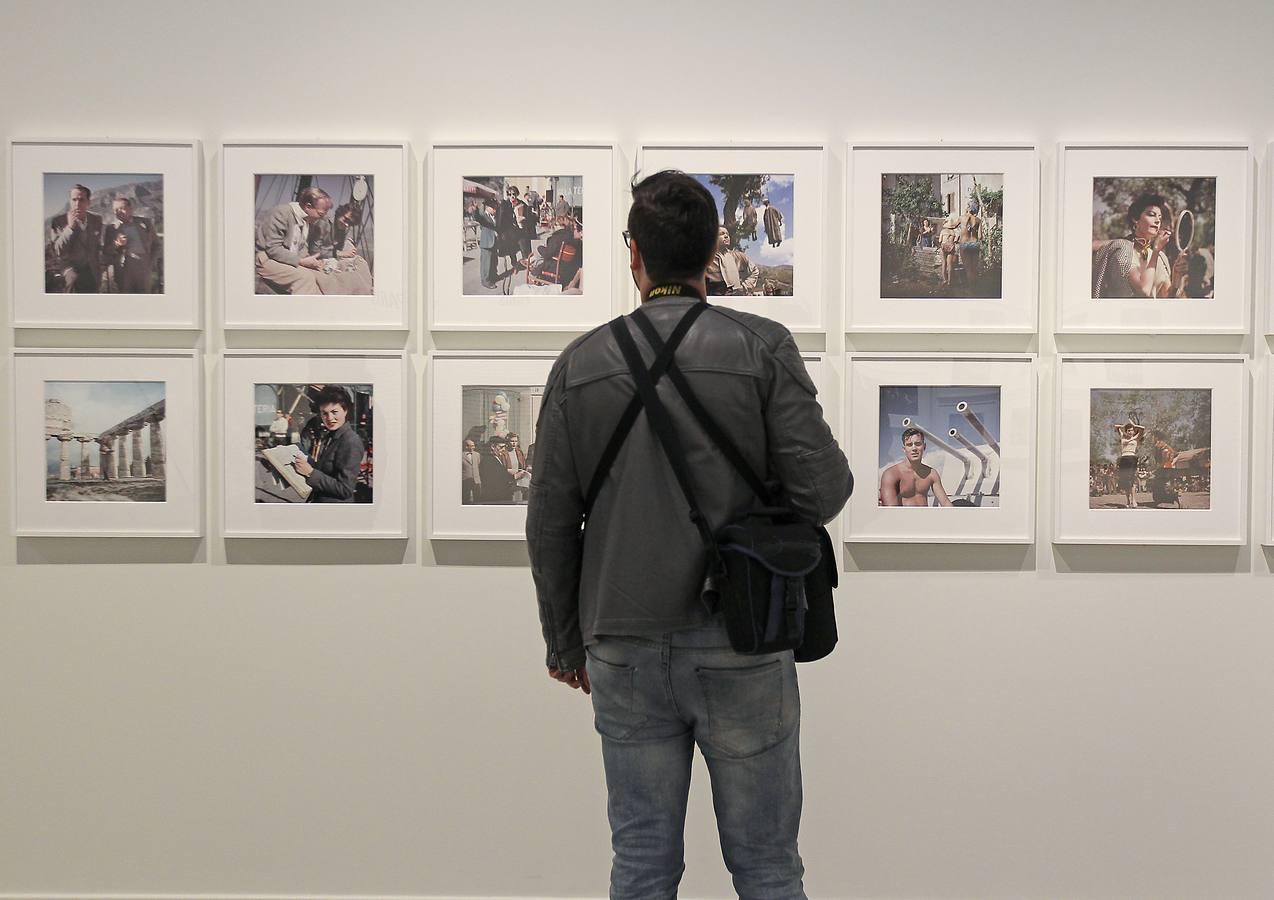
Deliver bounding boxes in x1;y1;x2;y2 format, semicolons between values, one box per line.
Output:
583;300;774;550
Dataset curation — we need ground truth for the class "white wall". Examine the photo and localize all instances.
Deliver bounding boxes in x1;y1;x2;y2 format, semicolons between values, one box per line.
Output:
2;1;1273;898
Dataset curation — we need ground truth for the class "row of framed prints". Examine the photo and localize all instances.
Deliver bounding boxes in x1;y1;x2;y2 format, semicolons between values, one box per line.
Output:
11;349;1269;547
9;139;1270;334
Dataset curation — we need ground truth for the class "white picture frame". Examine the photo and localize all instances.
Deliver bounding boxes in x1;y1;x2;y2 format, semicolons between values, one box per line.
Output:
1057;143;1252;334
428;143;616;331
428;352;557;540
221;141;408;330
10;139;201;329
846;353;1037;543
848;142;1038;333
13;349;203;536
222;351;408;538
636;144;826;332
1053;354;1247;545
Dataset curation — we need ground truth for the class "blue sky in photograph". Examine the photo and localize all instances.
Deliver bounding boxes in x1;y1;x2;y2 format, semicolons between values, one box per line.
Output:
43;173;161;219
691;173;795;267
44;381;164;468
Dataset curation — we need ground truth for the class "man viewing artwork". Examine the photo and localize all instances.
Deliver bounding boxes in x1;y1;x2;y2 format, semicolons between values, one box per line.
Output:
528;170;851;898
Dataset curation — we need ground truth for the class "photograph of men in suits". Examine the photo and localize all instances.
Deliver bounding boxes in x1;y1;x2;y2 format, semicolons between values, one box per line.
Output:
47;183;103;293
461;175;583;295
44;173;165;295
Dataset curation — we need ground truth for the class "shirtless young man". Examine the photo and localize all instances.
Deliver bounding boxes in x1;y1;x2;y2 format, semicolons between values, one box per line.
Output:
1113;420;1147;508
880;427;954;507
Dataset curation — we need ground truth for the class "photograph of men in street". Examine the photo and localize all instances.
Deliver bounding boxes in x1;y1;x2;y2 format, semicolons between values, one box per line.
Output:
460;385;540;504
879;173;1004;299
689;173;794;296
527;170;851;898
461;176;583;296
1090;177;1216;300
877;385;1002;508
253;383;373;504
43;173;164;294
253;175;374;296
1089;389;1212;510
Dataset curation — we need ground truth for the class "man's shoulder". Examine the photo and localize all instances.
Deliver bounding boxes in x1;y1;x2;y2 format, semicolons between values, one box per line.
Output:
703;305;792;349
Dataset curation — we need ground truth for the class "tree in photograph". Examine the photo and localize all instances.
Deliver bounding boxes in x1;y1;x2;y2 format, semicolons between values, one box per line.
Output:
1089;388;1212;464
882;175;942;248
709;174;770;250
1092;177;1216;247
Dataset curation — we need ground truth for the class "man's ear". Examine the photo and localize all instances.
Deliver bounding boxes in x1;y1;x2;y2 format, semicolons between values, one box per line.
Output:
629;239;641;274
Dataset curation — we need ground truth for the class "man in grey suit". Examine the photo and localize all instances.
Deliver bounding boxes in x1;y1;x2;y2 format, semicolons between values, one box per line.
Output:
48;183;104;293
255;186;332;295
467;198;501;289
102;195;159;293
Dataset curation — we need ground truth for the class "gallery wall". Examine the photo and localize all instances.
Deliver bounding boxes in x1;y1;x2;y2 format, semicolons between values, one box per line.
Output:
3;1;1274;899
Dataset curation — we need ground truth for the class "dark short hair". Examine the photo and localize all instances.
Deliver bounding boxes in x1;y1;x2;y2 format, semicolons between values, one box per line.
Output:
627;170;718;283
901;427;924;444
70;184;91;200
507;185;520;197
315;385;352;414
298;186;332;209
112;194;132;206
1127;193;1169;230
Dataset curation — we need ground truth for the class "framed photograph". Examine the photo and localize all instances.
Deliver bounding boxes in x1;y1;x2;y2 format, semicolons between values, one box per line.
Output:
10;139;200;329
222;351;408;538
1057;143;1252;334
221;142;408;330
637;144;826;332
12;349;202;536
429;352;556;540
1054;354;1247;544
848;143;1038;333
845;353;1037;543
429;144;616;331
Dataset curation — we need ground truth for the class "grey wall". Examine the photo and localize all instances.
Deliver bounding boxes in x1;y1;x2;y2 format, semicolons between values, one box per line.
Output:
2;1;1273;898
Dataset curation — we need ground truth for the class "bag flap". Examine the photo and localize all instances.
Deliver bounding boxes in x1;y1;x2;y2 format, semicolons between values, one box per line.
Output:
718;520;821;576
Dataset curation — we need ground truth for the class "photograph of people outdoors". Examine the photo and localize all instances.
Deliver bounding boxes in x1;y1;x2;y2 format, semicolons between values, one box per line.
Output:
462;176;582;296
1090;177;1216;300
254;383;373;504
253;174;374;296
461;385;543;505
877;385;1002;508
1089;388;1212;510
44;381;166;501
688;173;793;296
44;173;164;294
879;173;1003;299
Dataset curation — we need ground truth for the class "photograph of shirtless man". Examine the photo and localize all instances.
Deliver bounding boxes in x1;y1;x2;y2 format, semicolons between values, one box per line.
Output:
879;427;954;507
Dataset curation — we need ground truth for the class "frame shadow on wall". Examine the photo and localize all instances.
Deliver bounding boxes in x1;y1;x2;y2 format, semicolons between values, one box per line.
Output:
223;538;410;566
17;536;205;565
844;543;1035;573
1053;543;1247;574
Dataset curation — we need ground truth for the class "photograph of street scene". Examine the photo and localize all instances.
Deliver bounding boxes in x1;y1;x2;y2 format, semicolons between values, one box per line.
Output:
253;174;374;296
690;173;793;296
1089;388;1212;510
44;381;166;501
254;383;373;504
877;385;1002;508
461;385;543;505
462;176;582;296
44;173;164;294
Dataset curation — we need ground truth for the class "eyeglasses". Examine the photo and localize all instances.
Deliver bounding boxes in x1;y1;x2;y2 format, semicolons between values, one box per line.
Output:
621;230;631;248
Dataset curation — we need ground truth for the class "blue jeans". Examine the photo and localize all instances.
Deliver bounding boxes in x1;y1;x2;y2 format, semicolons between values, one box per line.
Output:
586;619;805;900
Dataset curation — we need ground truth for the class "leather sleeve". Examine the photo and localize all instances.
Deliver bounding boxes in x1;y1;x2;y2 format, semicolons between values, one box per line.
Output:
765;334;853;525
525;357;586;671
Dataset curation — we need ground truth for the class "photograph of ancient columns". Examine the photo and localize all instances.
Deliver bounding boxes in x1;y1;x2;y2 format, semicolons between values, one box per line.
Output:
877;385;1002;508
44;381;166;501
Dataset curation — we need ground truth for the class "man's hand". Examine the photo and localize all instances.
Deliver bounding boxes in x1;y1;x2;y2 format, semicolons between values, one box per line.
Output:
114;234;128;249
337;248;356;258
548;666;591;694
299;254;322;270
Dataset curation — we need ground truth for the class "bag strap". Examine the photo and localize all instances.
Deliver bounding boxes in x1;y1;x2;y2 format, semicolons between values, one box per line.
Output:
609;314;719;554
582;301;708;518
629;305;774;506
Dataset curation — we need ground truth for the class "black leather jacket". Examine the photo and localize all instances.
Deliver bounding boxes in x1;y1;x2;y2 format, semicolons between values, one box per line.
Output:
527;296;853;671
